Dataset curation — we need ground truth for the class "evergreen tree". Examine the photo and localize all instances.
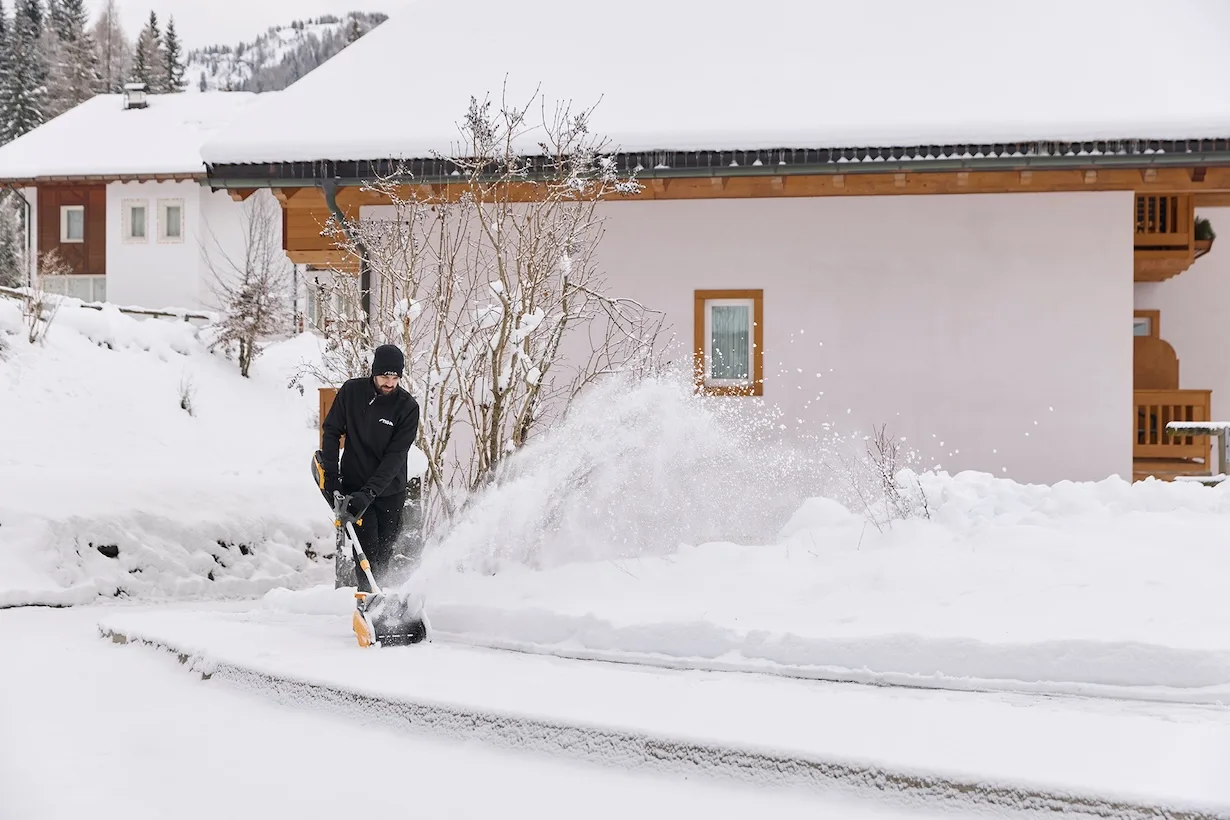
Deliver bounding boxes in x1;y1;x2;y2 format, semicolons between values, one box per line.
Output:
47;0;68;41
0;191;24;288
0;1;11;142
91;0;130;93
345;17;362;46
161;15;184;92
54;0;99;109
19;0;40;35
3;0;51;142
130;10;162;90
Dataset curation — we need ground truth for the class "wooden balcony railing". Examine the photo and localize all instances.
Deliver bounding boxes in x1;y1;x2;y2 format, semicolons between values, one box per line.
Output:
1134;389;1211;461
1135;194;1192;248
1134;194;1204;282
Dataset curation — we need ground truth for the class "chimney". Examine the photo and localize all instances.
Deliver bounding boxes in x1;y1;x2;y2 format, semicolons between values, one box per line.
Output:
123;82;149;110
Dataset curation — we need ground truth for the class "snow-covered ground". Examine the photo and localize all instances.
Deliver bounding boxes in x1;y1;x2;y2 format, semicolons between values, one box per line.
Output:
0;297;335;607
90;601;1230;816
4;605;987;820
408;472;1230;703
7;293;1230;814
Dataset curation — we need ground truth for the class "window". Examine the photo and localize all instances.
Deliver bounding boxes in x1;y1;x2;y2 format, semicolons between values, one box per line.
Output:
158;199;184;242
39;274;106;303
123;200;148;242
60;205;84;243
1134;309;1159;339
694;289;763;396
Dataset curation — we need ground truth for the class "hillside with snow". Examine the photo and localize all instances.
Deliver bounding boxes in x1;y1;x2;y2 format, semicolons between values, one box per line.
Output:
0;294;338;606
185;12;387;93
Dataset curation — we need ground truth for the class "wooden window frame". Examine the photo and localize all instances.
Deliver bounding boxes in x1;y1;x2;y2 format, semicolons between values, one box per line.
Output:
59;204;84;243
693;288;764;397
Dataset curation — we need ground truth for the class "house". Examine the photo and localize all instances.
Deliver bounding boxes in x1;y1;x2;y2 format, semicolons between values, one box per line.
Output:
0;85;278;311
197;0;1230;485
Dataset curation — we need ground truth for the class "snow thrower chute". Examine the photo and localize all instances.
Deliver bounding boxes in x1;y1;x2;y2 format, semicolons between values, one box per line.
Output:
312;450;427;648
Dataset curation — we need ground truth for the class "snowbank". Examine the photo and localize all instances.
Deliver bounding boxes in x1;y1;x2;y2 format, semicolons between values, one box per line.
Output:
416;470;1230;700
0;298;336;606
265;456;1230;701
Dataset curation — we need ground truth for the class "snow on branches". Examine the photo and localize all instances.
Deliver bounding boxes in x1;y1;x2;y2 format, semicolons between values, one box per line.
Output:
202;193;292;377
317;90;668;536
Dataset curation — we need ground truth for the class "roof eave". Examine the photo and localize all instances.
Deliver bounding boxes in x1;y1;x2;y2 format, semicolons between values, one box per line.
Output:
0;172;207;185
204;145;1230;189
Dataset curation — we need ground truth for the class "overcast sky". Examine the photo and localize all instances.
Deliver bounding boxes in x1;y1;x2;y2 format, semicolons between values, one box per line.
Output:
83;0;407;51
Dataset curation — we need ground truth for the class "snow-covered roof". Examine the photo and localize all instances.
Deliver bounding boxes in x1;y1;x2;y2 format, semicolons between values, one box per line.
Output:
0;92;266;181
200;0;1230;167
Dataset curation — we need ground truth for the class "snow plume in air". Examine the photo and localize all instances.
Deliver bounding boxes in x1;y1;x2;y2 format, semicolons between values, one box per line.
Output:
403;367;923;586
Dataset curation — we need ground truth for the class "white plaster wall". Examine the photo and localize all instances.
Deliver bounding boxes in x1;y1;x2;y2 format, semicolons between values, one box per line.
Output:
103;182;278;312
105;180;205;309
196;187;279;312
361;191;1134;485
592;191;1134;485
1134;206;1230;420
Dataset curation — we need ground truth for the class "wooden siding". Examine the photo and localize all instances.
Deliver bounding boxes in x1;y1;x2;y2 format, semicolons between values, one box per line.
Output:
37;183;106;275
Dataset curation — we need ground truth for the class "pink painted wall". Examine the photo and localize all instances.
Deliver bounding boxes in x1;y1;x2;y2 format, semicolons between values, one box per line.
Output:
1134;206;1230;420
362;190;1135;485
590;191;1134;484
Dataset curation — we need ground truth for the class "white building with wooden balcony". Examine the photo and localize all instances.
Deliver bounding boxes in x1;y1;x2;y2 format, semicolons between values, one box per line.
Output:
196;0;1230;485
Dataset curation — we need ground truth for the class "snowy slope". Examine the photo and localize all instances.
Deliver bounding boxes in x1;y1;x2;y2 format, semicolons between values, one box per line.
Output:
185;12;387;93
0;295;337;606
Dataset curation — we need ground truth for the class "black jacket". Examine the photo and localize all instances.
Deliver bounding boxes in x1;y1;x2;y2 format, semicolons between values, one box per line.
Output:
321;377;420;498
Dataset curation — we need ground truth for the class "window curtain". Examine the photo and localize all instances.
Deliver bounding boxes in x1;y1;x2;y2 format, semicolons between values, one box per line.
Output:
710;304;750;380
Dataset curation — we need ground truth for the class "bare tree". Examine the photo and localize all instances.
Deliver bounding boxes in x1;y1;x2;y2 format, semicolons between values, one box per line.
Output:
315;89;668;538
203;193;293;377
90;0;131;93
22;248;72;344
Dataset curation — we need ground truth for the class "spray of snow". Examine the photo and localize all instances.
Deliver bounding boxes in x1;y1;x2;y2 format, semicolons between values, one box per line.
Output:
402;369;914;589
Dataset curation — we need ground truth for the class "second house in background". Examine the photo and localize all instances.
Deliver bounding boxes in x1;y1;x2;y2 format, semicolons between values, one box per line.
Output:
0;85;278;310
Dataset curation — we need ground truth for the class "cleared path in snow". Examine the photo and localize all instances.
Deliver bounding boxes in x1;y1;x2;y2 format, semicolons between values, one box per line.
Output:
90;604;1230;820
0;605;984;820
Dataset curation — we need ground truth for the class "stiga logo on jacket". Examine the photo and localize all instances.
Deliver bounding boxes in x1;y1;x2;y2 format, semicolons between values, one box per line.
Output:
379;418;394;426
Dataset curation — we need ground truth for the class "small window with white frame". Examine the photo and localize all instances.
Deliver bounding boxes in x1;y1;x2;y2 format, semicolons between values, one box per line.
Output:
694;289;764;396
158;198;184;242
122;199;148;242
60;204;84;243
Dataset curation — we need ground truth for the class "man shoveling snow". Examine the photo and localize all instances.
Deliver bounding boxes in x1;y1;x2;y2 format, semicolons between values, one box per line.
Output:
315;344;425;646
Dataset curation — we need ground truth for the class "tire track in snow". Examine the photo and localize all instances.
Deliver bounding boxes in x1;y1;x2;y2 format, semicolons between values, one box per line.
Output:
99;625;1230;820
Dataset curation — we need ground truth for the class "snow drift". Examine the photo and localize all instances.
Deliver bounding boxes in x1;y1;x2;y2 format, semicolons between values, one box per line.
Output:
0;297;335;607
265;372;1230;701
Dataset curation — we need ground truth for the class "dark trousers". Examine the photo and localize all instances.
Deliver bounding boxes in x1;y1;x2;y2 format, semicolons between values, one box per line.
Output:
352;490;406;593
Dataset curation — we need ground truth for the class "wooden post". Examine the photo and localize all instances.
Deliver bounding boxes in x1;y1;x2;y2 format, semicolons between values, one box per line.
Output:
318;386;343;450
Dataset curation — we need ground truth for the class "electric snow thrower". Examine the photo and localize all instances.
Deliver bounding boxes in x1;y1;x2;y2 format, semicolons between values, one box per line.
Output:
312;450;427;648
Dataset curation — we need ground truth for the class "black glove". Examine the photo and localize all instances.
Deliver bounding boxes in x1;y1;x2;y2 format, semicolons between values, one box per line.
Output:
322;473;341;499
347;490;374;519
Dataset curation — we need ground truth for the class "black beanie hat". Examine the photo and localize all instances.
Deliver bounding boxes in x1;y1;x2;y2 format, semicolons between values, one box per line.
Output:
371;344;405;377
